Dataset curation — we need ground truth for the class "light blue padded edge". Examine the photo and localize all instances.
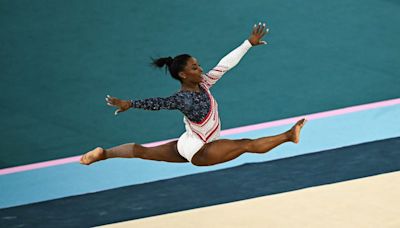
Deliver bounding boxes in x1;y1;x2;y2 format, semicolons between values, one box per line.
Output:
0;105;399;209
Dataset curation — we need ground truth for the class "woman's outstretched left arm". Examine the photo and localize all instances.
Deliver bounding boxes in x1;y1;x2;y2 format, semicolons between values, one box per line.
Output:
202;22;269;88
105;94;182;115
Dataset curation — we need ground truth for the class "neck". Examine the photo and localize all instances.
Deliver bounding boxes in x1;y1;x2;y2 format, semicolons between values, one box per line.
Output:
181;81;200;92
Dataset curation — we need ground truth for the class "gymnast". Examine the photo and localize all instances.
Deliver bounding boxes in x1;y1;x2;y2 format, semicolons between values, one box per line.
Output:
80;22;307;166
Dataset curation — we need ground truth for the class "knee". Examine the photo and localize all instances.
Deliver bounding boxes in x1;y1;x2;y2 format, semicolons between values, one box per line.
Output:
240;138;253;151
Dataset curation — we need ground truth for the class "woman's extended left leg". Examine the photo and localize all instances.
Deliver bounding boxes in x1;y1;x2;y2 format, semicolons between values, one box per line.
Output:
191;119;306;166
80;140;188;165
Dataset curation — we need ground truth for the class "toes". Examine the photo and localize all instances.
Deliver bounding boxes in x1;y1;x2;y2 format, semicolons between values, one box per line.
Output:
80;154;91;165
80;155;86;164
298;118;307;127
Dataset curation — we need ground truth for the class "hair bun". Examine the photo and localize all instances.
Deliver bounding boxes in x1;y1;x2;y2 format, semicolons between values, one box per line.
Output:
152;56;174;68
166;57;174;67
151;54;191;82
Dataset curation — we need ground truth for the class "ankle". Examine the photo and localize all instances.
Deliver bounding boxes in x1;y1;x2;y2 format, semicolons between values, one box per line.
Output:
100;148;107;160
284;130;293;142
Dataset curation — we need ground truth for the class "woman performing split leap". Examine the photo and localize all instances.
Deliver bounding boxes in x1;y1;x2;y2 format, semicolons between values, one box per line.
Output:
80;22;307;167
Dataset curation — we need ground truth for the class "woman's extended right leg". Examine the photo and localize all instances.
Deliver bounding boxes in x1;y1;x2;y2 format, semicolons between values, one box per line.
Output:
80;140;188;165
191;119;307;166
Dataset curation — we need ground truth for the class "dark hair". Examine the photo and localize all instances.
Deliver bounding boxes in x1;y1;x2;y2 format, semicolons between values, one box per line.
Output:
152;54;192;82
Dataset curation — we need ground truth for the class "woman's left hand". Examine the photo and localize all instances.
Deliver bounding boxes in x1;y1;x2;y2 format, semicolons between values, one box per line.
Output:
105;95;132;115
248;22;269;46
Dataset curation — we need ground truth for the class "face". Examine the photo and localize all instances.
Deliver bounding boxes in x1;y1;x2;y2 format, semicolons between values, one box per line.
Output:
179;57;203;83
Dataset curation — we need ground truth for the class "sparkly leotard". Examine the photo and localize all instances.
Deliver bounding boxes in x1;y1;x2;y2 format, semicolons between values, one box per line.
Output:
132;40;252;142
132;85;210;123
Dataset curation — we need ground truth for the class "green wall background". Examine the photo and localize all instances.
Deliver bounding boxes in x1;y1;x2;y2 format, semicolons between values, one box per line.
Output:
1;0;399;168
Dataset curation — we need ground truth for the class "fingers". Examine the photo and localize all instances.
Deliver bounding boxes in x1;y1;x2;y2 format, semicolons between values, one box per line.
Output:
250;21;269;46
105;94;117;106
106;95;113;106
252;23;258;35
114;109;122;116
257;22;264;34
252;21;269;36
106;95;123;116
260;24;269;37
252;22;263;35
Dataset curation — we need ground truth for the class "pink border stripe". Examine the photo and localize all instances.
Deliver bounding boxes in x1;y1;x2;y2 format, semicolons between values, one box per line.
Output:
1;98;399;176
221;98;400;135
0;139;179;176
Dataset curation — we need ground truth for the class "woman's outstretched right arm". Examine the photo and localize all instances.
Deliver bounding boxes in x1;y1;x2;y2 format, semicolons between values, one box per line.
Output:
202;22;269;89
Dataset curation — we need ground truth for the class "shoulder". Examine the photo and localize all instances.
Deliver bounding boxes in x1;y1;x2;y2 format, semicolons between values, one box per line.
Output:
172;91;192;102
200;76;212;89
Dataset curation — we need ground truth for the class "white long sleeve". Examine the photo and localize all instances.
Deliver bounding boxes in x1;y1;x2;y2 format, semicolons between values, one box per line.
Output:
217;40;252;69
201;40;252;88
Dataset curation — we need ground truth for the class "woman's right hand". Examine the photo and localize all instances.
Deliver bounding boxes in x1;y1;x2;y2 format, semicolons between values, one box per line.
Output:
105;95;132;115
248;22;269;46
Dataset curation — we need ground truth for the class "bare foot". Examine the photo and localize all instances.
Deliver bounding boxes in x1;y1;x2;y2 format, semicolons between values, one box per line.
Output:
287;118;307;144
80;147;106;165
